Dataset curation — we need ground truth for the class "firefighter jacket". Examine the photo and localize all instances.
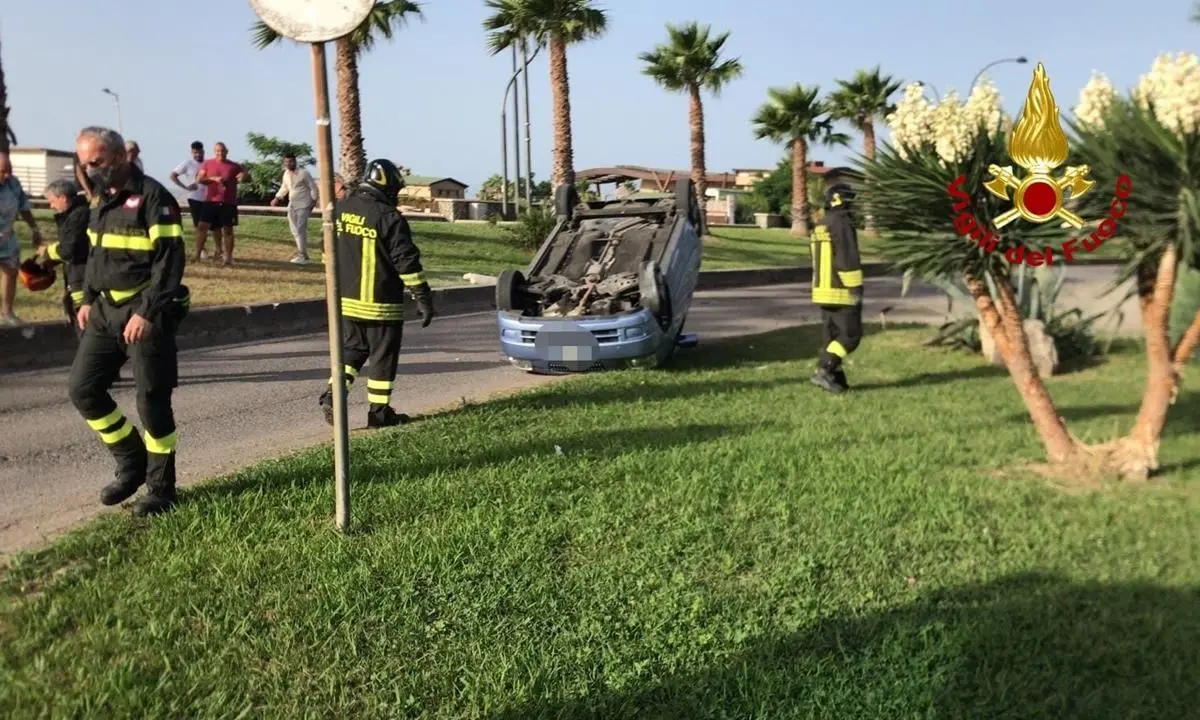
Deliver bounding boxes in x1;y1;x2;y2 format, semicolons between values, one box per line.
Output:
335;186;428;322
48;193;92;309
810;207;863;306
82;167;187;323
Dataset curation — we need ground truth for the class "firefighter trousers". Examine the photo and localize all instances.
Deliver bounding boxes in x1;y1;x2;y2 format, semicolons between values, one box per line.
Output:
817;304;863;371
325;318;404;412
67;295;179;493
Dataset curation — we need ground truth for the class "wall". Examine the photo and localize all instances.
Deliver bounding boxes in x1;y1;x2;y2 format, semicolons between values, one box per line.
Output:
10;151;75;197
428;182;466;200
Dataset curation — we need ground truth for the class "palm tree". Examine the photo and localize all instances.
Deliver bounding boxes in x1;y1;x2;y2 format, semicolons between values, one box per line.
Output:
639;22;743;232
251;1;423;183
751;84;849;237
827;66;902;236
484;0;608;190
0;34;12;153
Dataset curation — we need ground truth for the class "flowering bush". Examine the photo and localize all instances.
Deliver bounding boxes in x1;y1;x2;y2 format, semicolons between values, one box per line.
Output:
884;78;1008;164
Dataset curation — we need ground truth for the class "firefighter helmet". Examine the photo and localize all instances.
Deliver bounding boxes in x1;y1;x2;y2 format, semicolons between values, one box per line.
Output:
18;258;55;292
824;182;855;210
362;158;406;203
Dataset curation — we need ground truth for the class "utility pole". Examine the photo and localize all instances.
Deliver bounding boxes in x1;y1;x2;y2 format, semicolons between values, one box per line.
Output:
101;87;122;135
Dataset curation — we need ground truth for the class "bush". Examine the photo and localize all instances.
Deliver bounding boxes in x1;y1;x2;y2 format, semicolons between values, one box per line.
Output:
505;205;557;251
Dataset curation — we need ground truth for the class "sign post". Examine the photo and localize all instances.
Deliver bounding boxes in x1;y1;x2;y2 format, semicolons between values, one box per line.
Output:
247;0;374;532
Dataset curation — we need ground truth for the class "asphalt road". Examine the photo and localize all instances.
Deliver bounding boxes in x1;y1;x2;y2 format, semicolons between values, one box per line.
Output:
0;268;1138;556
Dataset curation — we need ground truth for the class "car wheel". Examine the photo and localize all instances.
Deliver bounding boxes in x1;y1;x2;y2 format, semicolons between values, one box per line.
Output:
496;269;525;312
554;183;580;220
674;177;701;229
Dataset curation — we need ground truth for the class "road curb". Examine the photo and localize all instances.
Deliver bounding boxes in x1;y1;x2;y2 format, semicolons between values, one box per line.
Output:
0;260;1122;373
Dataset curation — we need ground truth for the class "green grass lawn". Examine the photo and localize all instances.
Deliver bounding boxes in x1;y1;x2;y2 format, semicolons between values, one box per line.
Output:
3;326;1197;718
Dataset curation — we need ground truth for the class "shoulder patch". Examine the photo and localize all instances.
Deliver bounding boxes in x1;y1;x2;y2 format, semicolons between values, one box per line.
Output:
124;195;143;210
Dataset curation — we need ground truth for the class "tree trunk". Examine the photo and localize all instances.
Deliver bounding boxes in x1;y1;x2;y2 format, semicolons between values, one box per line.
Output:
1116;245;1181;478
966;272;1078;463
790;141;810;237
335;38;366;184
1173;308;1200;375
687;83;708;235
0;33;11;153
548;35;575;189
861;121;878;237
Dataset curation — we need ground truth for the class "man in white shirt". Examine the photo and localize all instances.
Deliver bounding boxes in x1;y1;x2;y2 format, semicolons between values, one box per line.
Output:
168;141;210;261
269;152;318;264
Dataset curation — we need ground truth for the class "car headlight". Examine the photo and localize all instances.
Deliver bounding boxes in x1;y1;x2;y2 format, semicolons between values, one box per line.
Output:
623;326;649;340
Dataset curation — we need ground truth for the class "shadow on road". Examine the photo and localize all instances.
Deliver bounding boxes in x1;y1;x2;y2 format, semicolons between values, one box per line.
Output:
490;572;1200;719
180;360;505;385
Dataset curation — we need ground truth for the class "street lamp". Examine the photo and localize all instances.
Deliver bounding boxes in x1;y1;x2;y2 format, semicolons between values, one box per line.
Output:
500;42;540;219
917;80;940;102
101;87;122;134
970;56;1028;92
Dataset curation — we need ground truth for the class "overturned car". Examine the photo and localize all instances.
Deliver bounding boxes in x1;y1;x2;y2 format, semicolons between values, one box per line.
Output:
495;178;703;374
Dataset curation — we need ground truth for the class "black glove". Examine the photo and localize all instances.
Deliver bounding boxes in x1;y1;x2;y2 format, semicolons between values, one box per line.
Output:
411;283;435;327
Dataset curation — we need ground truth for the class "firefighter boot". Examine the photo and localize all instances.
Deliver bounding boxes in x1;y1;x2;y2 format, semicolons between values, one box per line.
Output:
99;430;148;506
132;451;177;517
318;389;334;426
833;368;849;391
810;363;847;395
367;404;409;428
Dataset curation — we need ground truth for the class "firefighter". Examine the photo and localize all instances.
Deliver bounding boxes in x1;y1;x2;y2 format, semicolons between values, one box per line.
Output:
37;178;92;335
809;180;864;395
67;126;189;517
318;158;435;428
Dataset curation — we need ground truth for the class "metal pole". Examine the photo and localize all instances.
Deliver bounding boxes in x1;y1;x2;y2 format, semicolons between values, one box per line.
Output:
917;81;940;102
115;100;123;136
501;105;509;219
521;38;533;213
971;56;1028;93
309;42;351;532
511;45;522;216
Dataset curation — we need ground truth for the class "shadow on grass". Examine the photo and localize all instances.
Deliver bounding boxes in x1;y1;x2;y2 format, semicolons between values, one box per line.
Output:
493;572;1200;719
179;360;504;385
186;421;758;503
1003;391;1200;439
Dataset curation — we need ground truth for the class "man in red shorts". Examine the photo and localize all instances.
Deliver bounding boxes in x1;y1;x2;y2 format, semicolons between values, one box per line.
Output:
195;141;249;266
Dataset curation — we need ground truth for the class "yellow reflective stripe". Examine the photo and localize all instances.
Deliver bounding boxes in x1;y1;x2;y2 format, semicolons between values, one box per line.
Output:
366;379;394;391
71;291;86;305
399;272;426;287
812;288;856;305
826;340;848;358
838;269;864;287
359;237;377;303
47;244;63;261
87;408;125;430
99;234;155;252
341;298;404;321
108;279;152;303
328;377;353;390
819;240;832;291
87;229;98;246
144;430;177;454
149;223;183;241
100;422;134;445
343;365;359;378
366;393;391;404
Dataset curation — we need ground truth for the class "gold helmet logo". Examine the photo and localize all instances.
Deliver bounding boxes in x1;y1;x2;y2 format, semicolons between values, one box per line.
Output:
984;63;1095;229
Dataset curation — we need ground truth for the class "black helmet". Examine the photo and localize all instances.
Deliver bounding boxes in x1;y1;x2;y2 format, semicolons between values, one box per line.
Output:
362;158;406;202
824;182;855;210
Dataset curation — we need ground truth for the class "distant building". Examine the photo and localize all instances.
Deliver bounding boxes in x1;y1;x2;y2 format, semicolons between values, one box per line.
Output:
8;147;77;197
398;175;469;204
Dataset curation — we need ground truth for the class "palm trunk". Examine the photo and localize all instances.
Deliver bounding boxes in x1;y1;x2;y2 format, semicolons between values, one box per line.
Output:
1116;245;1180;478
790;141;810;237
0;34;11;153
966;272;1077;462
687;83;708;234
548;34;575;189
335;38;366;184
861;121;878;237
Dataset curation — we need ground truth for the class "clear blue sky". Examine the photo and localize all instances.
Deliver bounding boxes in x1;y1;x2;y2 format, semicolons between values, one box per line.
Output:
4;0;1196;194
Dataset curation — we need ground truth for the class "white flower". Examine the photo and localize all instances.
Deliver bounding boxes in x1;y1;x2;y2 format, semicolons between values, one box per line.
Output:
885;82;936;158
963;77;1007;139
1133;52;1200;138
932;90;974;165
1074;72;1117;130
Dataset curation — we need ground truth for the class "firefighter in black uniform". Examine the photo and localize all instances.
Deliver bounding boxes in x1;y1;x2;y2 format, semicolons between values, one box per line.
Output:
809;180;864;394
68;126;190;517
318;158;435;428
37;178;92;335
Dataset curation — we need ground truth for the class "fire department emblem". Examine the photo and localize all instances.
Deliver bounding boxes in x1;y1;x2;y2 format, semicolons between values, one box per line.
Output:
984;63;1095;229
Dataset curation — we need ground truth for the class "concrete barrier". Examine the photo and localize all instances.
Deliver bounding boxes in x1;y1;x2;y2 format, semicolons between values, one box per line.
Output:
0;260;1120;373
